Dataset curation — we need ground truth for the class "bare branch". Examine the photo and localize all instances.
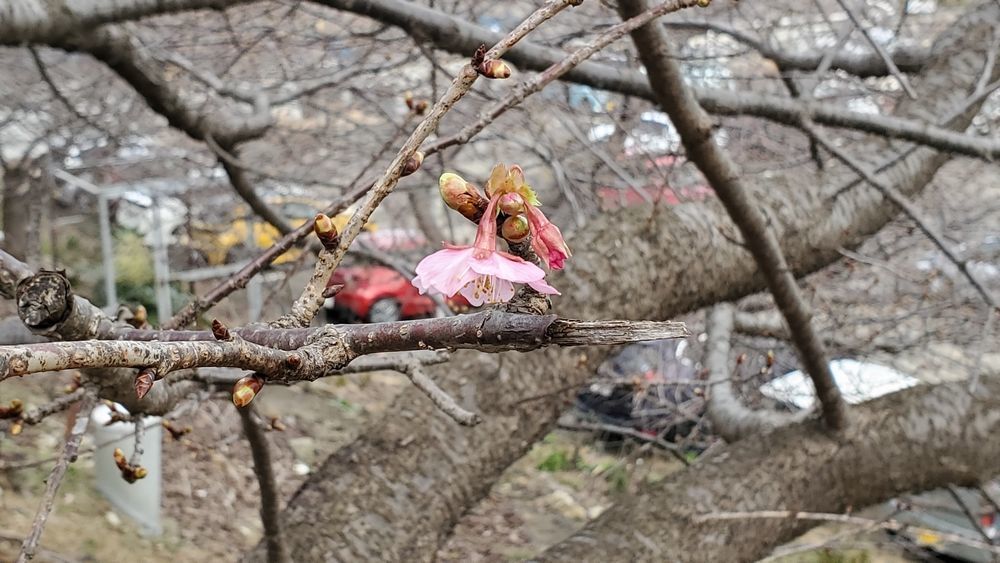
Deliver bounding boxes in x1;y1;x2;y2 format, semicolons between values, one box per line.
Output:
16;393;96;563
705;304;809;442
833;0;917;98
400;359;480;426
618;0;848;431
238;405;290;563
0;312;688;381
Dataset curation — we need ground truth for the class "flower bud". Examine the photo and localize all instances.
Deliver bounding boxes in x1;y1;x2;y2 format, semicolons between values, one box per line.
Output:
233;374;265;407
314;213;340;251
439;173;488;223
10;420;23;436
501;215;530;242
498;193;525;216
134;368;156;400
401;151;424;177
697;0;711;6
478;59;512;79
0;399;23;419
211;319;231;341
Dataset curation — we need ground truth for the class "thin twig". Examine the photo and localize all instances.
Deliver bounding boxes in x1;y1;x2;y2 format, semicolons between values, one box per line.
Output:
804;121;999;311
238;404;290;563
17;393;96;563
833;0;917;99
400;359;480;426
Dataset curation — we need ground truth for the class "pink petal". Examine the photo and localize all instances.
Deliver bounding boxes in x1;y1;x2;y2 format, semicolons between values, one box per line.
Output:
412;246;478;296
528;278;560;295
469;252;546;283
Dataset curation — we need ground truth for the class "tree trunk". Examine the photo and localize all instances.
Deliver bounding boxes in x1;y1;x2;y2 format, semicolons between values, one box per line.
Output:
2;155;52;268
539;378;1000;562
250;1;998;559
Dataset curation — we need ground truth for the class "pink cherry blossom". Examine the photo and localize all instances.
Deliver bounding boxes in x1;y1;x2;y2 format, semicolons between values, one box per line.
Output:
412;195;559;306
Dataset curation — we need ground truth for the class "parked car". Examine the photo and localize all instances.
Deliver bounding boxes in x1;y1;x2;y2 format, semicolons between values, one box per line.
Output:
324;265;470;323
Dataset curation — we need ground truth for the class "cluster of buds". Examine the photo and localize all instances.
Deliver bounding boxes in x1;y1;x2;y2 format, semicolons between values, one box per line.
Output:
404;91;429;115
113;447;148;483
472;44;512;80
411;163;570;306
233;374;265;407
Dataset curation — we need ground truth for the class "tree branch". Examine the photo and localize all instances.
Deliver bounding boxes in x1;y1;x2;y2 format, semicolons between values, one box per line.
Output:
16;393;96;563
705;304;809;442
238;404;291;563
618;0;848;431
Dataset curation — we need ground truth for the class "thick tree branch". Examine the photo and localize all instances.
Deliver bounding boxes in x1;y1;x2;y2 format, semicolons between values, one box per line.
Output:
619;0;847;431
0;313;688;381
663;20;930;77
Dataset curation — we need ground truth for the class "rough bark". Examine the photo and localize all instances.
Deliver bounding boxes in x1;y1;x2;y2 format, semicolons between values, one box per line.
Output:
539;377;1000;562
252;2;999;560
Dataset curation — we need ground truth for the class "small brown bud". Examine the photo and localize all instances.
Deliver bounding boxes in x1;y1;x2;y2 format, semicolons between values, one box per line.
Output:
414;100;428;115
314;213;340;251
501;215;530;242
113;447;128;470
211;319;231;341
766;350;775;368
233;374;265;407
439;173;488;223
477;59;511;79
471;44;487;67
126;304;148;328
162;420;192;440
697;0;711;6
134;368;156;400
401;151;424;177
404;90;415;109
270;417;286;431
323;284;344;299
0;399;23;419
285;354;302;369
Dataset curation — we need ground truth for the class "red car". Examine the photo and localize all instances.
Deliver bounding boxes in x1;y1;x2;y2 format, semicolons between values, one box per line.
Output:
324;265;470;323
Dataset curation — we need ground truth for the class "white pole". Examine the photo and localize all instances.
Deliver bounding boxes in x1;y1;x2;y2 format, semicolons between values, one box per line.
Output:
151;197;172;321
98;193;117;314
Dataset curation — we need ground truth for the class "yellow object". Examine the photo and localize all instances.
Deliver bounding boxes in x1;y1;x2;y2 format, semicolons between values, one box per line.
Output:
188;198;374;266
